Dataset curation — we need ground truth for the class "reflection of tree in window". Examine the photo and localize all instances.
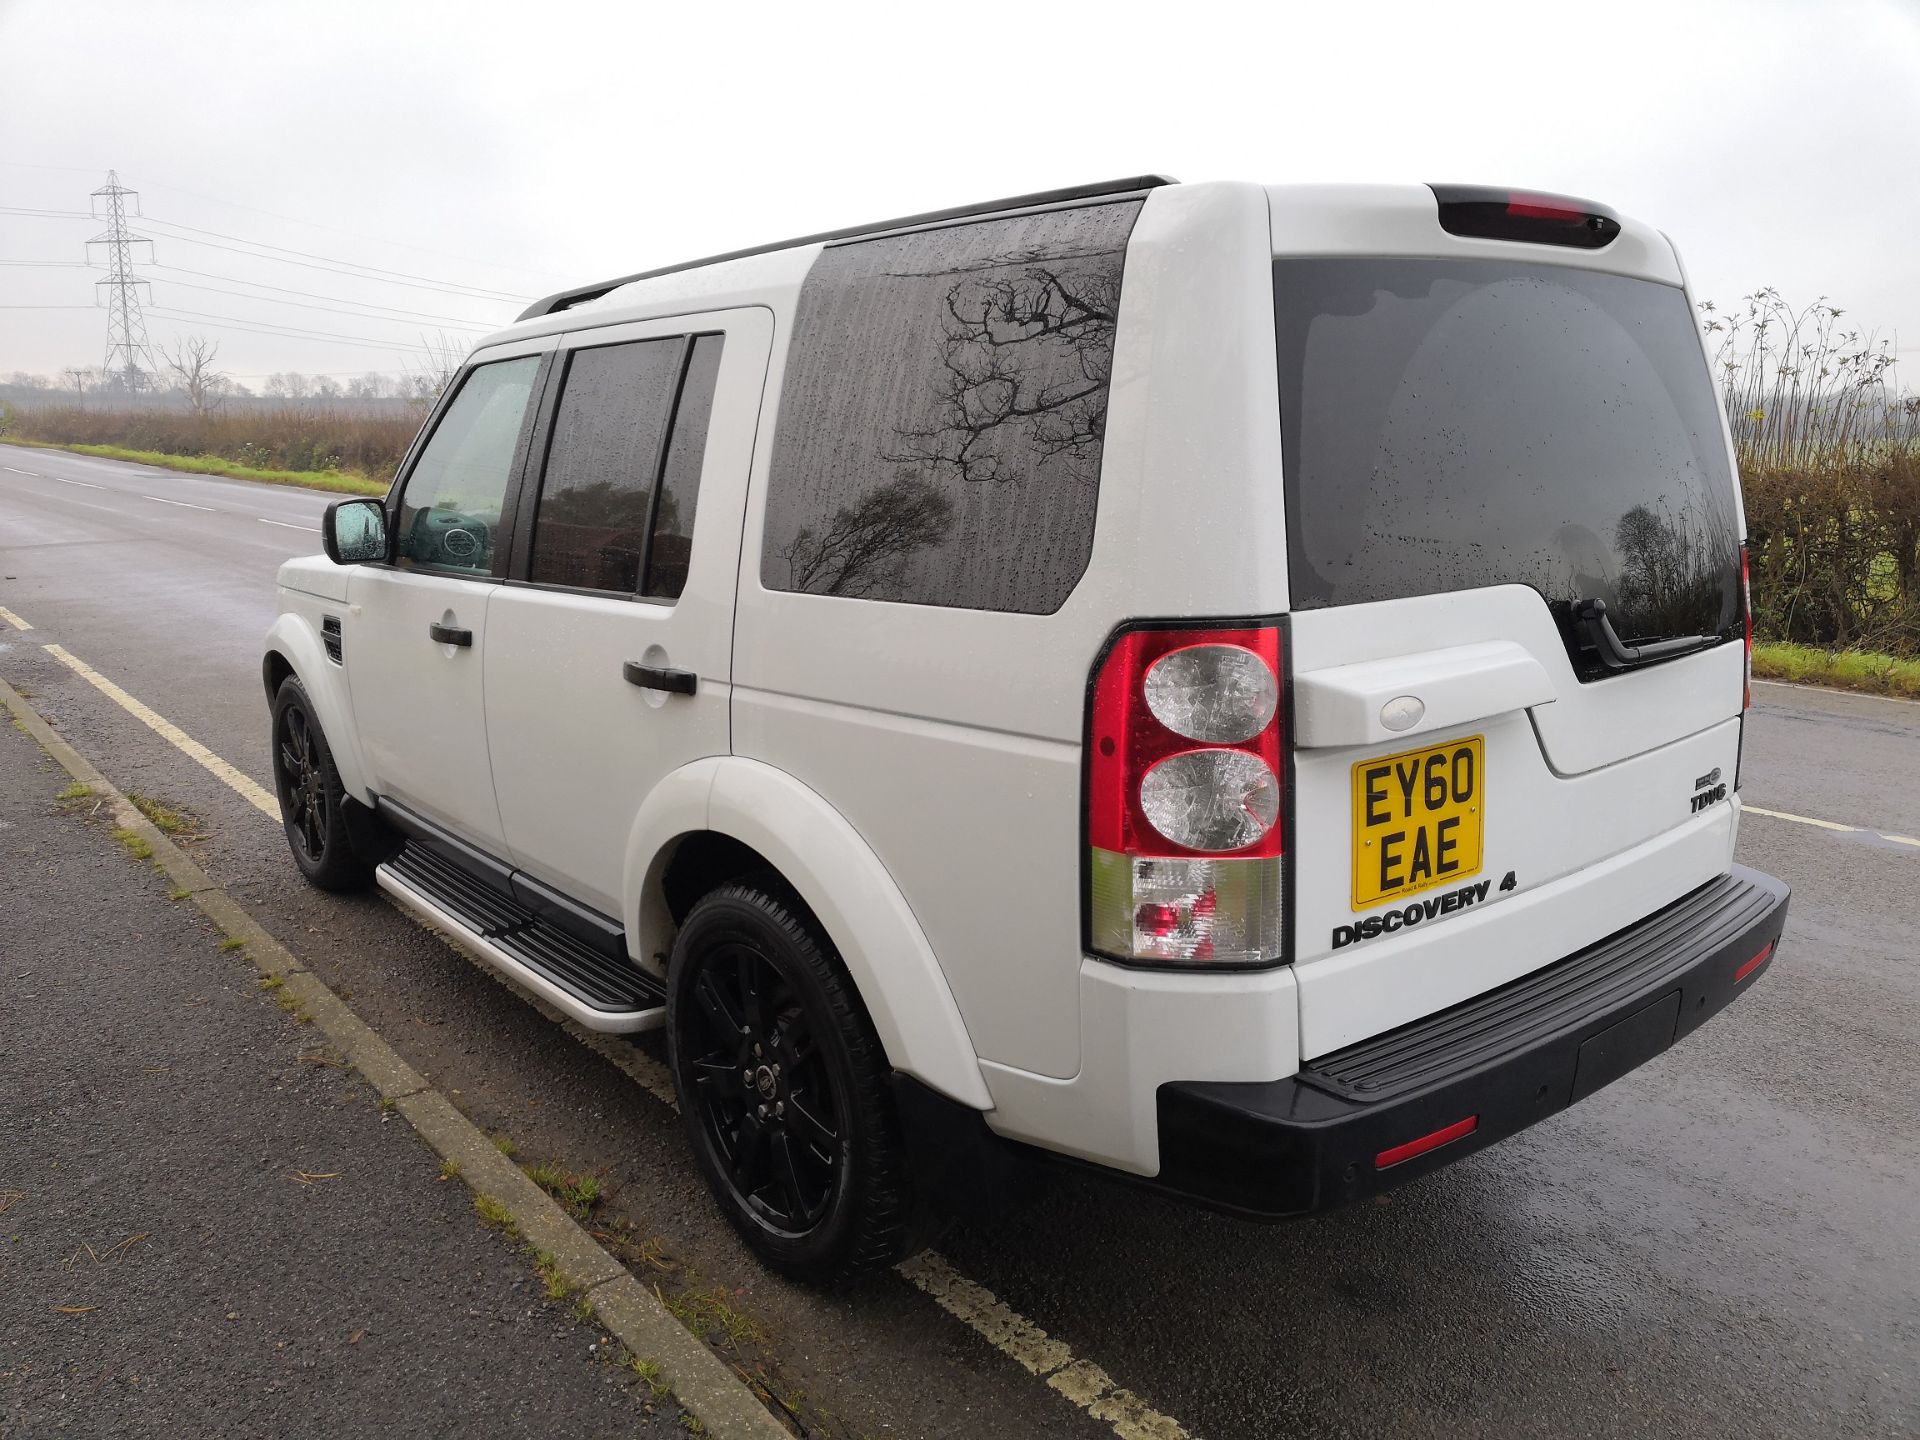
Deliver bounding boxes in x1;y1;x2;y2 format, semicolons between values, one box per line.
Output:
777;476;952;597
760;200;1142;612
886;247;1120;490
1611;496;1739;640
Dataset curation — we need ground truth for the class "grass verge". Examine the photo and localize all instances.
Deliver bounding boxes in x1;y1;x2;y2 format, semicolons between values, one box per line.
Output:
6;438;387;496
1753;641;1920;700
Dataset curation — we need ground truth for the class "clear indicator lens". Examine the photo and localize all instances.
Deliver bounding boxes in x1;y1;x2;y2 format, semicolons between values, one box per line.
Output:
1139;748;1279;852
1143;644;1278;744
1089;849;1283;964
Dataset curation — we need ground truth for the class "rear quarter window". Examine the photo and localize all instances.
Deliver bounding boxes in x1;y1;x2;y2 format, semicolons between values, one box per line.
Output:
760;200;1142;613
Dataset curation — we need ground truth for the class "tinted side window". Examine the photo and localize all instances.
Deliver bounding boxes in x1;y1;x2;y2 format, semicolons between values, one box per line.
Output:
396;356;540;574
645;333;724;600
529;338;684;593
761;200;1141;612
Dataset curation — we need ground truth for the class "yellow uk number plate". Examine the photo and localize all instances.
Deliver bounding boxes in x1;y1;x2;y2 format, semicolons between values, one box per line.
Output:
1351;736;1484;911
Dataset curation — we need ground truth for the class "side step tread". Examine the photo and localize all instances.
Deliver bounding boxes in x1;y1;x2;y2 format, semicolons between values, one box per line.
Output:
378;842;666;1021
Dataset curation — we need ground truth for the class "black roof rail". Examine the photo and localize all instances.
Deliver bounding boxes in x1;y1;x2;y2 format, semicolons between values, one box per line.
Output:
515;175;1178;322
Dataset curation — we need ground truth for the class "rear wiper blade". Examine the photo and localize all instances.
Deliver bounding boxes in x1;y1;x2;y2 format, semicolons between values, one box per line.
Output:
1573;598;1716;670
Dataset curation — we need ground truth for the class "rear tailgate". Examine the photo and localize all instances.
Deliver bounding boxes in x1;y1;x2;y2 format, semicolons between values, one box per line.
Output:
1269;187;1748;1058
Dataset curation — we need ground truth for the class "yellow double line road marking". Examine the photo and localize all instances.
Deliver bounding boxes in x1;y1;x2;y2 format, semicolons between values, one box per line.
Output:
3;608;1199;1440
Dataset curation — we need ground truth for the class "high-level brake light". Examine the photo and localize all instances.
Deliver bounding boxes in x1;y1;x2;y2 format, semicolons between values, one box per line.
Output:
1429;184;1623;250
1087;625;1285;967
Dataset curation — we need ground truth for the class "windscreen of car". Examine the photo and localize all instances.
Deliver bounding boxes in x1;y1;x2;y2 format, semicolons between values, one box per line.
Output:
1274;258;1741;667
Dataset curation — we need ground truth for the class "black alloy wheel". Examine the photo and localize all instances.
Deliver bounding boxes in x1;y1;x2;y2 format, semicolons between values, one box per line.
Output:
667;884;919;1285
278;702;329;865
681;940;843;1235
269;676;372;893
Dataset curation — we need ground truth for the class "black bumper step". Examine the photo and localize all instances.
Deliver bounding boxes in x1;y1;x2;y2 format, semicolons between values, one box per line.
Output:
1152;865;1790;1219
380;841;665;1017
1303;868;1788;1103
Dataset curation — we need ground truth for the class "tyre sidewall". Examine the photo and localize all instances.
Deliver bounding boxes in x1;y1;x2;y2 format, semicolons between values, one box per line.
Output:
666;887;905;1284
270;675;369;892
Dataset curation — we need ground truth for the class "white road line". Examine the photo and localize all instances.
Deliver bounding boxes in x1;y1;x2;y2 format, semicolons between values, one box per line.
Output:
1743;804;1858;833
39;644;279;819
3;465;40;476
0;606;33;631
143;495;215;512
1744;803;1920;848
258;518;321;533
20;643;1202;1440
54;477;104;489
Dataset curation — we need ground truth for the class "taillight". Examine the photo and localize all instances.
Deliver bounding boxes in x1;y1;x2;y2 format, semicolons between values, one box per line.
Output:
1740;543;1753;711
1087;624;1285;967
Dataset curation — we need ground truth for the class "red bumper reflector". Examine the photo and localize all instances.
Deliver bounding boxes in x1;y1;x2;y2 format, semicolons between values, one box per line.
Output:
1734;942;1774;983
1375;1115;1479;1170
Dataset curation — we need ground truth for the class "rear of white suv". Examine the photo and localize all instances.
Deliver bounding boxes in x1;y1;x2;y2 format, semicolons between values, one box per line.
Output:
1122;185;1786;1216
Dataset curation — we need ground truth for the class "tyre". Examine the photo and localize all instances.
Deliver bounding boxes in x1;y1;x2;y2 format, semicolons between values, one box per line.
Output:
269;675;373;893
667;883;918;1287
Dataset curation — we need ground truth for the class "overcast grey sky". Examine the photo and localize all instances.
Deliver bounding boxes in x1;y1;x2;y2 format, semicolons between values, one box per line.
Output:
1;0;1915;385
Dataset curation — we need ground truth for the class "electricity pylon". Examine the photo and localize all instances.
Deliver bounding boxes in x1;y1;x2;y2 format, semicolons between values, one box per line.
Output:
88;170;158;389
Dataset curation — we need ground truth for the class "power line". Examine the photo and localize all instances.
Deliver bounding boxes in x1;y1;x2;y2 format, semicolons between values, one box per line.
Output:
147;262;505;325
0;304;100;309
0;206;94;219
139;217;532;300
147;305;451;355
120;172;571;284
0;260;95;267
149;274;493;332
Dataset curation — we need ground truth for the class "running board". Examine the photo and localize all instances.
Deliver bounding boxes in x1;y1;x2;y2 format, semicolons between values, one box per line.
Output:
375;843;666;1035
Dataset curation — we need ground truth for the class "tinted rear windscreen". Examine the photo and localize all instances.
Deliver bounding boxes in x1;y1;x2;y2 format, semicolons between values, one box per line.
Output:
1276;258;1741;655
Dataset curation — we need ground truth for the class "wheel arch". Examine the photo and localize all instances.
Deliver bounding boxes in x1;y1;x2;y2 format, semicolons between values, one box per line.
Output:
263;612;372;802
625;757;993;1111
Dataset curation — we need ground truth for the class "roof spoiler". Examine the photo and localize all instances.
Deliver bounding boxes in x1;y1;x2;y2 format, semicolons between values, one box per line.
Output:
516;175;1178;322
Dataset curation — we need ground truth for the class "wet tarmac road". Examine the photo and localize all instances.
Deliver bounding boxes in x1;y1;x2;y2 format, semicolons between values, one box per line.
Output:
4;441;1916;1439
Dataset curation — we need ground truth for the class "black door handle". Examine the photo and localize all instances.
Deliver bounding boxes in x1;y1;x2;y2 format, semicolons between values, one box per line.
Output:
428;622;473;648
623;660;697;695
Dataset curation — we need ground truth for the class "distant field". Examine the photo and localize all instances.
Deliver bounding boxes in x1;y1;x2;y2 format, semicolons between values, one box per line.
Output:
6;438;388;496
2;402;413;494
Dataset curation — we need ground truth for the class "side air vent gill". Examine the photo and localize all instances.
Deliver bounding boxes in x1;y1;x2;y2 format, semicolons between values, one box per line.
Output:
321;614;343;665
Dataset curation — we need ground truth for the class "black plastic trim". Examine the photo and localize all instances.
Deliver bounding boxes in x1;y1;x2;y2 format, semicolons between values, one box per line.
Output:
509;869;627;963
518;176;1177;321
374;796;631;964
1146;865;1789;1219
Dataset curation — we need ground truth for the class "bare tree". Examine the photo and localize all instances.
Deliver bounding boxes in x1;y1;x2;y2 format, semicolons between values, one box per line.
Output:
159;335;229;417
61;366;89;402
403;331;469;412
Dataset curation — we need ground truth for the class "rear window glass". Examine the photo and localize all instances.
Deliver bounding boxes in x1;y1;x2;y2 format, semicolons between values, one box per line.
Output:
761;200;1141;613
1276;258;1741;657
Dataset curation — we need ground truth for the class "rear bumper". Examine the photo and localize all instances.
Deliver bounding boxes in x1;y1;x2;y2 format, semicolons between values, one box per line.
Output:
1151;865;1789;1219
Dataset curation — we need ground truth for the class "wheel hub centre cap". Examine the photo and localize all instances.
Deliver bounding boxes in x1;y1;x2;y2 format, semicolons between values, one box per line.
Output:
753;1065;778;1100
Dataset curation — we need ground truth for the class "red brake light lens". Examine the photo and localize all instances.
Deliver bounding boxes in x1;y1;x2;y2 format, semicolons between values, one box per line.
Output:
1429;183;1622;250
1087;624;1286;967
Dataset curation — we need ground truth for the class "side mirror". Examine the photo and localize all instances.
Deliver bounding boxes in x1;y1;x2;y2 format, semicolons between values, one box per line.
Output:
323;498;388;565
